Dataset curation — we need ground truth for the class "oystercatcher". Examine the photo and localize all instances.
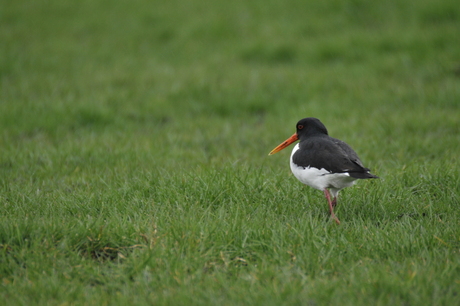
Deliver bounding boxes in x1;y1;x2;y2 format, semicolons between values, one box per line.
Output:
269;117;378;224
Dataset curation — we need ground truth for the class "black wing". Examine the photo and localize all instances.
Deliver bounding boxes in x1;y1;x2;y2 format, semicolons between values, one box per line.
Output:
292;136;377;179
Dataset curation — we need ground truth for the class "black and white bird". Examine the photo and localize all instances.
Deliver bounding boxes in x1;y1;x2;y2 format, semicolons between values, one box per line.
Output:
269;117;378;224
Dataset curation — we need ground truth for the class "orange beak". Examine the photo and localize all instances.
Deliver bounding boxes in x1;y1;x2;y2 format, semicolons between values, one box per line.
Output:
268;133;298;155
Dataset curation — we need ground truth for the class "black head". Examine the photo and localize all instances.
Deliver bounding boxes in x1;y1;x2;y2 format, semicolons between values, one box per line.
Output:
269;117;329;155
295;117;329;139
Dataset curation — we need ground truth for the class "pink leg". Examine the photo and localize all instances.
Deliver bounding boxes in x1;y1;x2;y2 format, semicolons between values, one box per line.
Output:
323;189;340;224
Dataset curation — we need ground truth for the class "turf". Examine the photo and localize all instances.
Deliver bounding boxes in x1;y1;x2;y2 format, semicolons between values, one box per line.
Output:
1;0;460;305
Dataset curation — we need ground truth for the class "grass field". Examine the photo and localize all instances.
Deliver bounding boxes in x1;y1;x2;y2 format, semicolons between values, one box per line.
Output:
1;0;460;304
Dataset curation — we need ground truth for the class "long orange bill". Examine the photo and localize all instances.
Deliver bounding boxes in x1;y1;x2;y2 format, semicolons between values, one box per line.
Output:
268;133;298;155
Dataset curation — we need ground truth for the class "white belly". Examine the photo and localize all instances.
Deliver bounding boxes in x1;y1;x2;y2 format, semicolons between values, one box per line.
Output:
289;144;357;194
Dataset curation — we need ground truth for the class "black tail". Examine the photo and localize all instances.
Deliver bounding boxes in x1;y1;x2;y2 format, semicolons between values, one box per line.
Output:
349;171;379;179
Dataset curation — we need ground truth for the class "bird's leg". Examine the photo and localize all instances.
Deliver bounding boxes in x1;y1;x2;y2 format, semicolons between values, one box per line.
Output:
331;197;337;208
323;189;340;225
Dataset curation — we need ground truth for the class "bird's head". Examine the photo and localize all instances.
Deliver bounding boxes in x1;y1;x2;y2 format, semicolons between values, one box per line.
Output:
269;117;328;155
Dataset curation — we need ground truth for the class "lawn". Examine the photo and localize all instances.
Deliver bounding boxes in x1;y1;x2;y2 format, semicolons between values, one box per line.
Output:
1;0;459;305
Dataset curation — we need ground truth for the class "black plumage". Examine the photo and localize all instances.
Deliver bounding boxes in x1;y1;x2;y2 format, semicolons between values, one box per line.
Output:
292;118;378;179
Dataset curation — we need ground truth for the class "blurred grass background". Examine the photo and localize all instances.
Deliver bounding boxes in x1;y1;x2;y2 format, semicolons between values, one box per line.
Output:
1;0;459;305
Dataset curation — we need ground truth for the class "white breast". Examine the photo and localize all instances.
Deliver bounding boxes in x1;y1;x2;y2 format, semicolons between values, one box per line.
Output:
289;143;357;195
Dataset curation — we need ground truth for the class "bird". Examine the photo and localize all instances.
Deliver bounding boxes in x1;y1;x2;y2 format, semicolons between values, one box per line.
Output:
269;117;378;224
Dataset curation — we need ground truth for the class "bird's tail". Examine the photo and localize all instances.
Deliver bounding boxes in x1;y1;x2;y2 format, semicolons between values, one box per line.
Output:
349;171;379;179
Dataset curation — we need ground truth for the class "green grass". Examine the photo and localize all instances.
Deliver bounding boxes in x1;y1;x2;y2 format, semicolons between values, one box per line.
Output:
1;0;460;305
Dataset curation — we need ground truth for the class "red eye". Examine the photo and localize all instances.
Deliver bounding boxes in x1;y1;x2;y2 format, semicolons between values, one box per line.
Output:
298;125;304;129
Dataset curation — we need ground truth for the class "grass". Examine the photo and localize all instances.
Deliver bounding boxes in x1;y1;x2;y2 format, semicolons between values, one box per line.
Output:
1;0;460;304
